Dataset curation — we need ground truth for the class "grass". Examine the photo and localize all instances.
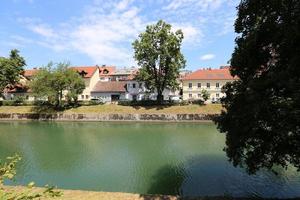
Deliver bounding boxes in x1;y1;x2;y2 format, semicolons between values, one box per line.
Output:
0;104;222;114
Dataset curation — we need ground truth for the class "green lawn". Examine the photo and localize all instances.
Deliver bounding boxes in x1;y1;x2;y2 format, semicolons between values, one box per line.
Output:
0;104;222;114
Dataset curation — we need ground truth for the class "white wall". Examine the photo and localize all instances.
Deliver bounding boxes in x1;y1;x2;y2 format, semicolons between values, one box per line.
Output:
125;81;179;101
91;92;126;102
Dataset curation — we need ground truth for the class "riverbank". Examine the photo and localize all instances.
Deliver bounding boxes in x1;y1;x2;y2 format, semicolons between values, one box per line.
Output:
5;186;294;200
0;104;221;122
0;104;222;114
0;113;218;122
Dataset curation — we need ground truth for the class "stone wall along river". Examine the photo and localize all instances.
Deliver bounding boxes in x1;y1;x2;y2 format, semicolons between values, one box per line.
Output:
0;113;217;121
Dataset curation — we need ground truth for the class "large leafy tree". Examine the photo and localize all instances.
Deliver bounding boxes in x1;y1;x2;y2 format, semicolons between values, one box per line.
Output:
133;20;186;104
215;0;300;174
0;49;26;95
30;62;85;107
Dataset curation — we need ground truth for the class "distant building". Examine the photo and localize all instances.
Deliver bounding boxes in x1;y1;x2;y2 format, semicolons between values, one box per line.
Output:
181;66;236;103
98;65;116;82
70;66;100;101
110;67;138;81
91;81;127;102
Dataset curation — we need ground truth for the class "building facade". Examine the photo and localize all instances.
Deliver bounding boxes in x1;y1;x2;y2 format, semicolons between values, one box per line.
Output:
181;67;236;103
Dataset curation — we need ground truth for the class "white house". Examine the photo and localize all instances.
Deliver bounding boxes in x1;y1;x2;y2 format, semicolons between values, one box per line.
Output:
125;80;180;101
91;81;127;102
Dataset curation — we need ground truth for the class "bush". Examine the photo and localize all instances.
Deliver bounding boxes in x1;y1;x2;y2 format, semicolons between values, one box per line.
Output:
192;99;205;105
2;100;14;106
179;100;189;106
77;99;105;106
118;99;160;106
13;96;25;105
33;100;50;106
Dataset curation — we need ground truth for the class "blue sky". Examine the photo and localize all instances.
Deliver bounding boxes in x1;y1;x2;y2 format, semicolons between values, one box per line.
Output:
0;0;239;70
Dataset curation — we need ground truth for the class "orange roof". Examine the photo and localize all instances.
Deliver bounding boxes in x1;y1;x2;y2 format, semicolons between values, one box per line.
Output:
70;66;98;78
23;69;39;77
99;66;116;77
92;81;126;93
182;67;236;80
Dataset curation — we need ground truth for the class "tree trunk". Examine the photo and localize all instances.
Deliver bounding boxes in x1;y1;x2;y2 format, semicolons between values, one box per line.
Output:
157;92;164;105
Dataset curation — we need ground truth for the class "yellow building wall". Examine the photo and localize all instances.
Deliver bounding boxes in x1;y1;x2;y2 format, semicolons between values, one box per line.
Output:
78;68;100;100
182;79;234;102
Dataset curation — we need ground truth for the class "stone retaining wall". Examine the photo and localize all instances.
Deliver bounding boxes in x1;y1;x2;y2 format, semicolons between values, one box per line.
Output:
0;113;217;122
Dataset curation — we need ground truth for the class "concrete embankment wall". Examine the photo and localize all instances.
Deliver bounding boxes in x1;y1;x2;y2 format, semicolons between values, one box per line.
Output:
0;113;217;122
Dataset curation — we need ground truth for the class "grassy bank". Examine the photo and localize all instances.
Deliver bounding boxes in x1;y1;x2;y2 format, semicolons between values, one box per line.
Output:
5;186;285;200
0;104;222;114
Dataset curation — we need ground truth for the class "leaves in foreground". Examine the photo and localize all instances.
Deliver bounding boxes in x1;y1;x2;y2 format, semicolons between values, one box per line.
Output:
0;154;62;200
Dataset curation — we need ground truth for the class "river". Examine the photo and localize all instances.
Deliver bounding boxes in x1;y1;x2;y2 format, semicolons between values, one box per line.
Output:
0;121;299;198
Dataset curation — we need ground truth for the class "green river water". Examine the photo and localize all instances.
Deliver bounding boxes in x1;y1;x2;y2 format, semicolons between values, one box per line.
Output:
0;121;299;198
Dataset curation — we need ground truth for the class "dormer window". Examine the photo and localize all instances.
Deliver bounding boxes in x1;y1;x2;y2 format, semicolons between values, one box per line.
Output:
103;69;109;74
78;70;88;77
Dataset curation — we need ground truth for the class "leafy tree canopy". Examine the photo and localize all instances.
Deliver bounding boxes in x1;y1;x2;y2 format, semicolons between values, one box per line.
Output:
215;0;300;174
201;89;210;102
30;62;85;108
0;49;26;94
133;20;186;104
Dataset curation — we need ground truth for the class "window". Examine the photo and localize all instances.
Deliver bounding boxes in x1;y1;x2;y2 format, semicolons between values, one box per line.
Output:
197;83;201;88
81;95;84;99
189;93;192;98
133;83;136;88
189;83;192;89
139;83;143;89
85;95;89;99
197;93;201;98
216;93;220;98
207;83;210;88
216;83;220;88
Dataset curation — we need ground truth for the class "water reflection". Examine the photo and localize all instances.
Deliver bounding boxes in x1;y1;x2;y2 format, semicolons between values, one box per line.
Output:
147;164;186;195
0;121;299;198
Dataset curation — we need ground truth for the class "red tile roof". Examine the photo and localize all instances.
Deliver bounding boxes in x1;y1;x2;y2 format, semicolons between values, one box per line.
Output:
182;67;236;80
92;81;126;93
23;69;39;78
99;66;116;77
70;66;98;78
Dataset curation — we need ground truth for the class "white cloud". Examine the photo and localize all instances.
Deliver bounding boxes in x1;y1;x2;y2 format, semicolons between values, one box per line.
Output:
172;24;203;45
29;24;57;38
200;54;216;60
14;0;238;65
164;0;227;11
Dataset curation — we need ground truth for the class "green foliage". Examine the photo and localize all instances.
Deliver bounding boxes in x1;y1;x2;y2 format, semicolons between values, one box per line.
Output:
12;96;25;105
0;154;62;199
30;62;85;108
0;49;26;94
201;89;210;102
215;0;300;174
133;20;186;104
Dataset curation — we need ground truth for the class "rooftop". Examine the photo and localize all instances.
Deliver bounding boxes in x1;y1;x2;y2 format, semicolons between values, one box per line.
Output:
70;66;98;78
92;81;126;93
182;67;236;80
23;69;39;78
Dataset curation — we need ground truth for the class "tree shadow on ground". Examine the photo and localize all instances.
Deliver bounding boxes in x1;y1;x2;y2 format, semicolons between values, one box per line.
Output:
131;104;173;111
30;102;83;114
